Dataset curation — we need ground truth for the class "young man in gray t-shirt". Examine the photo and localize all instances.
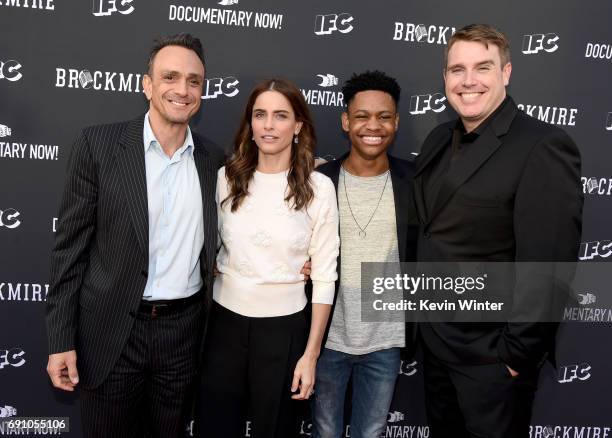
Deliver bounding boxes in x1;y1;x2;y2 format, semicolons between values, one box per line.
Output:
313;71;418;438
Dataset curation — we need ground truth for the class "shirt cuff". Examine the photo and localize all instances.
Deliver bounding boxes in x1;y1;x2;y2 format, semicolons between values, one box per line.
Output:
312;280;335;305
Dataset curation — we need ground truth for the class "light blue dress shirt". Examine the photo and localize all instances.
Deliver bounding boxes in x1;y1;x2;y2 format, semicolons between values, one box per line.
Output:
142;112;204;300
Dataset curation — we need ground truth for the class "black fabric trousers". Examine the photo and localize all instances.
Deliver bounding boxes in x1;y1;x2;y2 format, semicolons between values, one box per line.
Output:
422;346;539;438
197;301;308;438
79;299;204;438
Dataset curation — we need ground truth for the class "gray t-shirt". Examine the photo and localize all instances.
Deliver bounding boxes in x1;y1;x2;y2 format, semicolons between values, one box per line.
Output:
325;167;405;354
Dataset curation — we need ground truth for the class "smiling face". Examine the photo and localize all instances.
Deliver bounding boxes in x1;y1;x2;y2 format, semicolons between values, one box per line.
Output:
444;40;511;132
251;90;302;163
342;90;399;161
143;45;204;128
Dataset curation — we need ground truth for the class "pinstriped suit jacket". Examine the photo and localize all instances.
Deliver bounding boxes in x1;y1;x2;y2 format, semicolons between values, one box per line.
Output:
46;115;223;389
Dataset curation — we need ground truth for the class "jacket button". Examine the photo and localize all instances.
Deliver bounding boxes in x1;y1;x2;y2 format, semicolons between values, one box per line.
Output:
423;231;431;239
141;269;148;277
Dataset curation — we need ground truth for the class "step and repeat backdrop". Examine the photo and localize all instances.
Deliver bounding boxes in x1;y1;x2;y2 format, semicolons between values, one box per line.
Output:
1;0;611;437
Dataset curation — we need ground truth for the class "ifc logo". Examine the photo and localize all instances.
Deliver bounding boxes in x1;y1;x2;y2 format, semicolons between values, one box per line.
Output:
0;60;22;82
0;349;26;369
314;13;354;36
92;0;134;16
0;208;21;229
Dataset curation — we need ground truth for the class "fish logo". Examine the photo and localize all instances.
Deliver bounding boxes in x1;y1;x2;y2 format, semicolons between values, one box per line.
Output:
0;406;17;418
317;74;338;87
388;411;404;423
0;124;11;138
577;293;596;305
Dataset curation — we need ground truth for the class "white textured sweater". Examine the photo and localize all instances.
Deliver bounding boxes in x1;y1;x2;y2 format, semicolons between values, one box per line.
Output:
214;167;339;317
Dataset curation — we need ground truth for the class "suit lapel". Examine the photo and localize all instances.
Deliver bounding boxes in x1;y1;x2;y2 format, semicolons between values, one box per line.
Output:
117;116;149;256
327;152;347;197
414;127;452;178
389;156;409;262
428;128;501;223
192;138;217;278
421;98;519;225
324;154;345;290
414;175;428;225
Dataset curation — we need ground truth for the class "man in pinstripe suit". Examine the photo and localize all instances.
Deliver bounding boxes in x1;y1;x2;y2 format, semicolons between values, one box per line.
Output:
45;33;223;438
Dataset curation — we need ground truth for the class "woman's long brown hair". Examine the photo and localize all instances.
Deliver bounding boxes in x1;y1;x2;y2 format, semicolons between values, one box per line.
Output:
222;78;316;212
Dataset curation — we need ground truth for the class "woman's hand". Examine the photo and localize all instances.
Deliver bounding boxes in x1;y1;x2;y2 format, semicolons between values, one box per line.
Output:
291;352;318;400
300;260;312;281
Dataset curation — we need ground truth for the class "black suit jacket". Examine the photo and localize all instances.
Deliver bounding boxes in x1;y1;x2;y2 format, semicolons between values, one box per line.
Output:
316;153;419;359
415;97;583;372
46;115;223;389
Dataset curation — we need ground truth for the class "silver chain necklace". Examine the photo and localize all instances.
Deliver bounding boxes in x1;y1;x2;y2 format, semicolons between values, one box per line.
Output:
342;165;389;239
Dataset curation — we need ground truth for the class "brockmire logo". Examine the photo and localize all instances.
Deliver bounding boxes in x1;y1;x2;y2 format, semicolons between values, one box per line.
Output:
55;67;143;92
0;282;49;301
0;0;54;10
581;177;612;196
530;425;611;438
516;103;577;127
393;22;456;45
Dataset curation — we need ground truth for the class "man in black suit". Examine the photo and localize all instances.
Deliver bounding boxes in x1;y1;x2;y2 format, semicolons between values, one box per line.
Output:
46;34;223;438
414;24;582;437
312;71;418;438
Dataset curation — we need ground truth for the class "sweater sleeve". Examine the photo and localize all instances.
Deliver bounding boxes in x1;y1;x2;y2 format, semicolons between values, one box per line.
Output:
308;174;339;305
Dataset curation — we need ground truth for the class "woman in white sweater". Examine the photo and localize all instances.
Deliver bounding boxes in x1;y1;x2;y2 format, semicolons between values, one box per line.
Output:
197;79;339;438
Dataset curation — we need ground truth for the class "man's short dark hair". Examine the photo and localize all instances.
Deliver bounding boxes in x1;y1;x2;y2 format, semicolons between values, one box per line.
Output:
342;70;401;108
147;33;205;74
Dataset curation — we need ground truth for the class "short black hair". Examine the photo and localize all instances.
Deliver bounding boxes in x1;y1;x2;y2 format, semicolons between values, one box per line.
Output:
342;70;401;107
147;33;205;74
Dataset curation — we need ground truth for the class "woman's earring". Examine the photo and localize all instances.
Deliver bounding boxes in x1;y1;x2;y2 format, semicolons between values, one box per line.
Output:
294;134;299;144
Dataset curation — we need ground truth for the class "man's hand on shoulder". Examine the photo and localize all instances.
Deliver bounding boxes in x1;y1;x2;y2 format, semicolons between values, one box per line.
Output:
47;350;79;391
